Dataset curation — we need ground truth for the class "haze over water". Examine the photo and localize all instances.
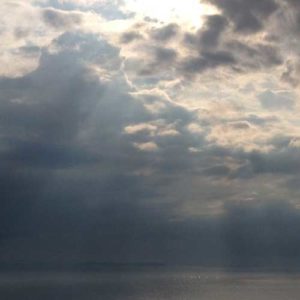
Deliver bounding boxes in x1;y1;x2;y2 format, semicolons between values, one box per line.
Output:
1;267;300;300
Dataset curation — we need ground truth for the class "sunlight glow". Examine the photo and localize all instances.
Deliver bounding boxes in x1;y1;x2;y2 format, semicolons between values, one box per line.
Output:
125;0;213;28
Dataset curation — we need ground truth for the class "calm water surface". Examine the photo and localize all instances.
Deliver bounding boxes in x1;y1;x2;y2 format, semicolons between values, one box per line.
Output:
0;267;300;299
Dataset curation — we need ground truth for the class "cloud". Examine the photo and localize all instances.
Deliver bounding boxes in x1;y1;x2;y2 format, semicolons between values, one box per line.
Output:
198;14;228;49
134;141;159;152
42;8;83;29
258;90;295;110
220;200;300;267
181;50;236;74
150;23;180;42
120;31;143;44
281;60;300;87
39;0;131;20
203;164;232;177
0;29;209;264
1;0;300;269
204;0;278;34
224;41;282;70
124;123;157;135
153;46;178;64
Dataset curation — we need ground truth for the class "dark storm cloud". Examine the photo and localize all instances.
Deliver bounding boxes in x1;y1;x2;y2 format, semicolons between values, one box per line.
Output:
179;8;282;76
0;50;106;143
0;30;206;265
0;32;153;181
204;0;278;34
121;15;270;78
121;5;283;79
180;40;282;75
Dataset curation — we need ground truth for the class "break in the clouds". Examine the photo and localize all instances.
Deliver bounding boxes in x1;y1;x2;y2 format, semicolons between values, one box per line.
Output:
1;0;300;268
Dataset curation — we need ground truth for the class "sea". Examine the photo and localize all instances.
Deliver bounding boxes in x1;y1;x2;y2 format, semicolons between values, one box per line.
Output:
0;267;300;299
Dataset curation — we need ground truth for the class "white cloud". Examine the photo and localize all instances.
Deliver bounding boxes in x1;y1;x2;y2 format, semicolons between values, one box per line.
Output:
133;142;159;152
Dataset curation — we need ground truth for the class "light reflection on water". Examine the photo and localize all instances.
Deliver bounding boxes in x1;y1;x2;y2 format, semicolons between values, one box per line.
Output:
0;268;300;299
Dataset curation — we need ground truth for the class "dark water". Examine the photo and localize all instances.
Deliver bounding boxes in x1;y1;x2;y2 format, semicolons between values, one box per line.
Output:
1;267;300;299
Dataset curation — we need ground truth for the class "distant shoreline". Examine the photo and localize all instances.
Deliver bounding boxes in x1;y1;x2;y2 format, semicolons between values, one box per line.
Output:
1;262;300;274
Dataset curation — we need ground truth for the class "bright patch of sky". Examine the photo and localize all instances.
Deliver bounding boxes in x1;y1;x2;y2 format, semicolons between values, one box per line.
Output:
125;0;215;28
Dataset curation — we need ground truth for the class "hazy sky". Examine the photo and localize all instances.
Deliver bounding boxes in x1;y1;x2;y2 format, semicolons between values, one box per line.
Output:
1;0;300;267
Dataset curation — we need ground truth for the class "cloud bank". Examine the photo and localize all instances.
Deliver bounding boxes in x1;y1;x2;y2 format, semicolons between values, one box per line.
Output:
1;0;300;268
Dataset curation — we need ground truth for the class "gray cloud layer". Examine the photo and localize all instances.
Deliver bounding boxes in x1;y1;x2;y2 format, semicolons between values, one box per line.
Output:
1;0;300;268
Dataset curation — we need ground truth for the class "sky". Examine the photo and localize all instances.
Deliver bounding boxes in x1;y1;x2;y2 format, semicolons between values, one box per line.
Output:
1;0;300;268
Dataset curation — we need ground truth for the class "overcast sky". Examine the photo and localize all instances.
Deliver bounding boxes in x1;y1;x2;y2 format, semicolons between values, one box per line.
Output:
1;0;300;268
